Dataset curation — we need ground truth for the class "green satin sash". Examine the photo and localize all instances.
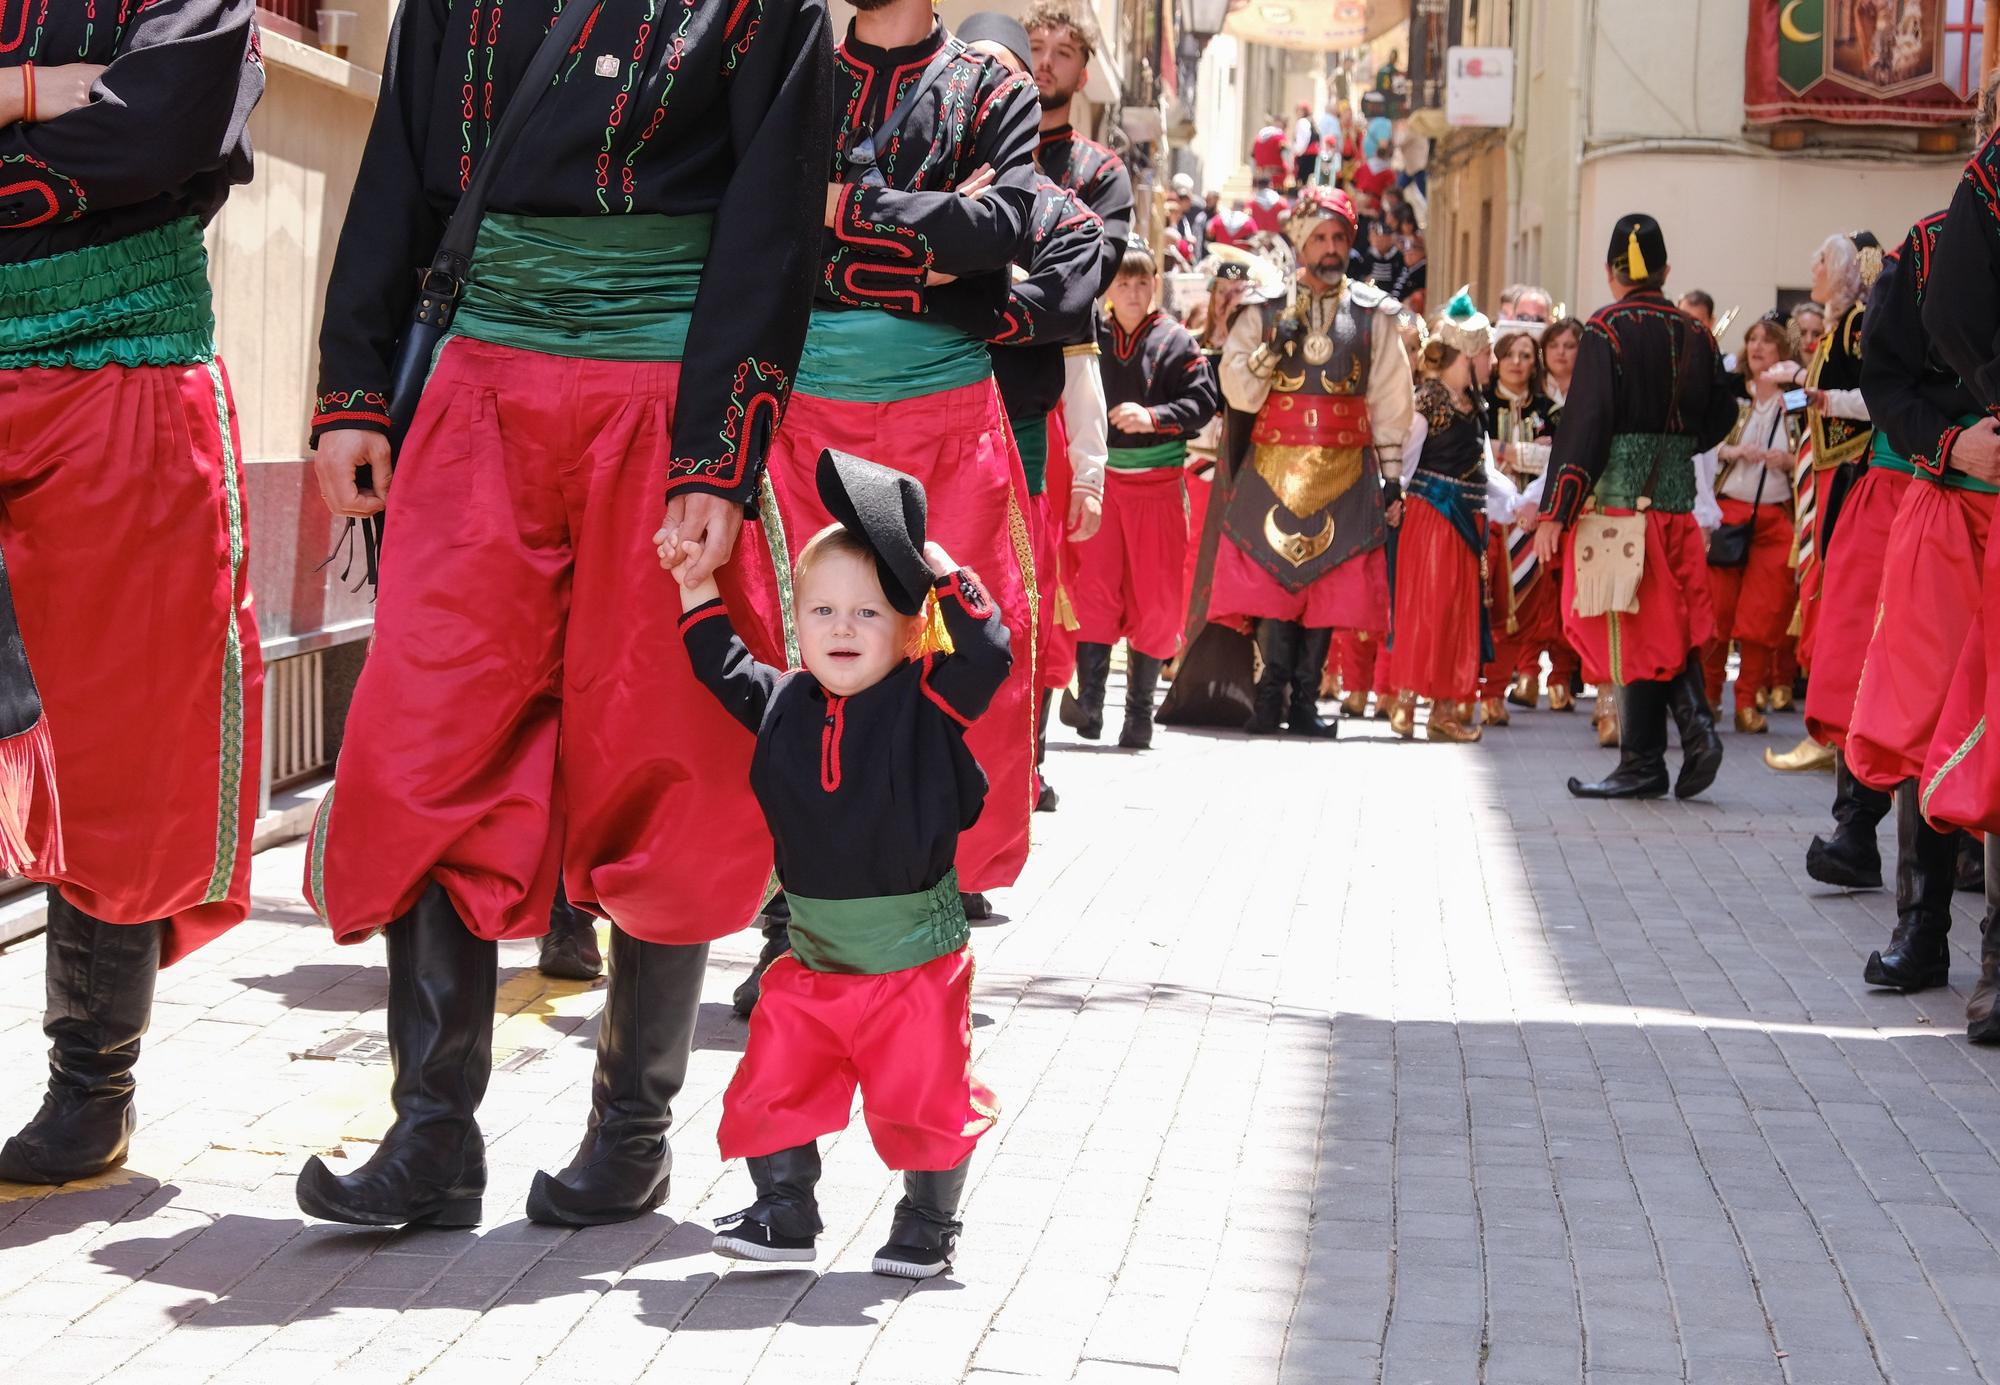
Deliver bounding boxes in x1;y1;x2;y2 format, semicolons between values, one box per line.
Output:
1878;413;2000;494
1107;440;1189;472
782;869;970;974
450;212;711;361
793;307;992;402
1011;414;1050;495
1596;432;1700;513
0;218;214;370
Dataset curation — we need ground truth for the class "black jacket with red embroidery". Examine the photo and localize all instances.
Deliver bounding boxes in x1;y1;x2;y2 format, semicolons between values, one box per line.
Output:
679;568;1011;900
1924;131;2000;416
988;175;1106;425
1538;289;1737;528
1098;309;1218;448
1035;121;1132;345
1862;213;1978;478
312;0;834;507
819;20;1038;320
0;0;262;264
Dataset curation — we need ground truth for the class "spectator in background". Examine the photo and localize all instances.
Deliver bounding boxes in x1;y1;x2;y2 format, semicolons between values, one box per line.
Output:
1173;178;1209;257
1208;197;1254;248
1498;284;1527;320
1248;176;1290;234
1318;102;1345;185
1791;302;1828;359
1513;286;1553;324
1394;117;1430;194
1395;225;1429;315
1350;217;1404;291
1252;114;1289;187
1679;289;1717;333
1352;131;1396;206
1293;102;1320;187
1541;316;1581;407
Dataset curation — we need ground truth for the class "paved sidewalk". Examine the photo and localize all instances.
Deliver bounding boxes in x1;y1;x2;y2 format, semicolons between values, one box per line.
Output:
4;686;2000;1384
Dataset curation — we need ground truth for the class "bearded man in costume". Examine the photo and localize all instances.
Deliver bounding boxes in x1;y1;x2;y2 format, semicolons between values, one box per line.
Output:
1532;214;1737;800
1213;186;1414;739
0;0;264;1185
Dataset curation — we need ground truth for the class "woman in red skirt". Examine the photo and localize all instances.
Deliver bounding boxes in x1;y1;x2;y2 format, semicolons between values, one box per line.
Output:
1390;301;1499;743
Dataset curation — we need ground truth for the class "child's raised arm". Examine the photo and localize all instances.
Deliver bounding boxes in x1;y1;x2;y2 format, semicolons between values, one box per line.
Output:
919;543;1012;725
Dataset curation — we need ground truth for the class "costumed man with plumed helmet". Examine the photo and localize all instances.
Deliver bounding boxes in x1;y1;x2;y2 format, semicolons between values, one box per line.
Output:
1531;213;1738;800
1212;185;1415;738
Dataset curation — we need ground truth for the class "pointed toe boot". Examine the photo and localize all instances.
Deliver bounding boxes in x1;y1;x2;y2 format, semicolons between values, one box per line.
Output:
1245;620;1299;736
1863;788;1955;994
1569;682;1670;799
1804;754;1890;890
1059;643;1112;741
528;930;708;1226
537;885;603;981
294;884;495;1228
1286;629;1341;738
1667;657;1724;800
1118;652;1164;750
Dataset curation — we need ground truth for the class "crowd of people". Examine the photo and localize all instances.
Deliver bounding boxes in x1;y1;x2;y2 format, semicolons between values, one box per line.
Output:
6;0;2000;1308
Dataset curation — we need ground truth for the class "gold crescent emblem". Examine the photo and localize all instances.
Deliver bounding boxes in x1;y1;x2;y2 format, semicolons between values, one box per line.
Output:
1264;506;1336;567
1779;0;1820;43
1303;333;1334;365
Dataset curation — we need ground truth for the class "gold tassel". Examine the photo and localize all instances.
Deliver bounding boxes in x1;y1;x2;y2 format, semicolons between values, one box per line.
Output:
1627;228;1648;281
917;591;955;657
1054;583;1080;632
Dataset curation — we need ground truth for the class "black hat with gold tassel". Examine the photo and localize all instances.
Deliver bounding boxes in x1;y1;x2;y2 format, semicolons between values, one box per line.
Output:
1606;212;1668;281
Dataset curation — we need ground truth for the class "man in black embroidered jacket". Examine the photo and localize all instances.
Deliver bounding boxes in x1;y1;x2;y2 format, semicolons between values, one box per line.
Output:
298;0;835;1231
0;0;264;1186
1533;213;1737;803
752;0;1041;920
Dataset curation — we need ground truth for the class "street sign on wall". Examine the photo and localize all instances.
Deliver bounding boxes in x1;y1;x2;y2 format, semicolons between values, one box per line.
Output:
1445;45;1514;127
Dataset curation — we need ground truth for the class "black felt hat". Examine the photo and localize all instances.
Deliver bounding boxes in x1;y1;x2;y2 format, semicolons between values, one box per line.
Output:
957;11;1032;68
815;450;932;616
1607;212;1668;279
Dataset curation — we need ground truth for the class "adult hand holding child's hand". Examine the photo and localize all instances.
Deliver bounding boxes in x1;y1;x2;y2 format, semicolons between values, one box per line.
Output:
923;541;956;577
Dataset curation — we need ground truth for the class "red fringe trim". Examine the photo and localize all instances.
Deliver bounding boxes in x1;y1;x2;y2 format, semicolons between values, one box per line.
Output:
0;714;62;876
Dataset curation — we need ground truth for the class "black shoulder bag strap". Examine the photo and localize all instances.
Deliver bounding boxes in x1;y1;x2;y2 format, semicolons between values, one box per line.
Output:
843;37;966;188
342;0;601;588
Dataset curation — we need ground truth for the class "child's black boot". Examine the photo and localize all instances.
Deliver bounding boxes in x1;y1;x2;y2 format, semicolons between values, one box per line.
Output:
872;1157;970;1280
713;1141;822;1263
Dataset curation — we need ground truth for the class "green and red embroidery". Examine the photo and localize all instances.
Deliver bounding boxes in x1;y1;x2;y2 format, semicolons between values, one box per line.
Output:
666;357;787;496
313;388;391;430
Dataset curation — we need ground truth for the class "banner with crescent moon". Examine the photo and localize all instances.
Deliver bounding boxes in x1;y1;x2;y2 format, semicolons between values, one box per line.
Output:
1748;0;1983;126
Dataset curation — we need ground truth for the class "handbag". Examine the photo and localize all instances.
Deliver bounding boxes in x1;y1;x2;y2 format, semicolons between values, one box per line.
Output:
1706;407;1777;568
343;0;602;582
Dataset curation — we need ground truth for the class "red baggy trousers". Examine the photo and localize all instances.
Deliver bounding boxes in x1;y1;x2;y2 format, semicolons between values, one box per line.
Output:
0;360;263;964
1033;411;1080;691
717;947;998;1170
1803;467;1909;748
307;341;783;945
1072;466;1190;661
757;381;1036;893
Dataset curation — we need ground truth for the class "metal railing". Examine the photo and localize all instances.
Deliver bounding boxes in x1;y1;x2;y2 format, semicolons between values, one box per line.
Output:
256;1;319;40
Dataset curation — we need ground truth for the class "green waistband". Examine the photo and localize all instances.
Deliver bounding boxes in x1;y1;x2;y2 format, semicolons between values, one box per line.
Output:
783;869;969;974
0;218;214;370
449;212;711;362
1108;440;1189;471
794;307;992;402
1012;414;1050;495
1872;416;2000;492
1595;432;1700;513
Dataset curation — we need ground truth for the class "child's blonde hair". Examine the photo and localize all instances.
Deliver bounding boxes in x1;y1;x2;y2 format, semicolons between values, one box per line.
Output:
793;524;939;658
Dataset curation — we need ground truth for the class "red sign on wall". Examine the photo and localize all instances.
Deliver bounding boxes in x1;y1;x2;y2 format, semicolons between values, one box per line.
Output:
1745;0;1981;126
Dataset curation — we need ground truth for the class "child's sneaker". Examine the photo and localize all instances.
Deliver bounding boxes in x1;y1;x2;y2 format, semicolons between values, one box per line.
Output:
713;1209;816;1263
871;1227;957;1279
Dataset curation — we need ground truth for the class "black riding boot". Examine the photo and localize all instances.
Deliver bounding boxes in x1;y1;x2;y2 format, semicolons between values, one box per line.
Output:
1805;752;1891;889
528;932;708;1225
1969;836;2000;1043
713;1141;824;1262
1957;830;1985;894
1287;628;1340;738
1035;689;1059;811
1568;681;1670;799
296;884;495;1227
0;892;163;1185
537;883;603;981
731;895;791;1019
1119;652;1164;750
1245;620;1300;736
1666;655;1724;799
873;1157;972;1279
1864;784;1957;992
1059;642;1112;741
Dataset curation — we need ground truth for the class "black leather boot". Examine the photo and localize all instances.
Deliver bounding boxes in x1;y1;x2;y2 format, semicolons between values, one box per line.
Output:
1059;643;1112;741
1805;752;1891;889
1666;655;1724;799
1569;681;1670;798
713;1141;824;1262
1969;836;2000;1043
732;896;791;1019
296;884;495;1227
1864;785;1956;992
0;892;163;1185
537;883;603;981
1035;689;1058;811
873;1157;971;1279
1119;652;1164;750
1245;620;1299;736
1287;628;1340;738
1956;831;1985;894
528;931;707;1225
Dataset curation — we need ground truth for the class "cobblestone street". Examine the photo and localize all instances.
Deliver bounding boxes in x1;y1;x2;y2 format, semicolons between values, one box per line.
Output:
5;684;2000;1384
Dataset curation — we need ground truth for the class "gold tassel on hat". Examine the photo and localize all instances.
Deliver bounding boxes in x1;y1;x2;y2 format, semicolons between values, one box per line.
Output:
1627;227;1648;280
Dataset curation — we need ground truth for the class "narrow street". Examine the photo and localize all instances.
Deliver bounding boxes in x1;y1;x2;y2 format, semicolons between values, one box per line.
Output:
4;683;1999;1385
